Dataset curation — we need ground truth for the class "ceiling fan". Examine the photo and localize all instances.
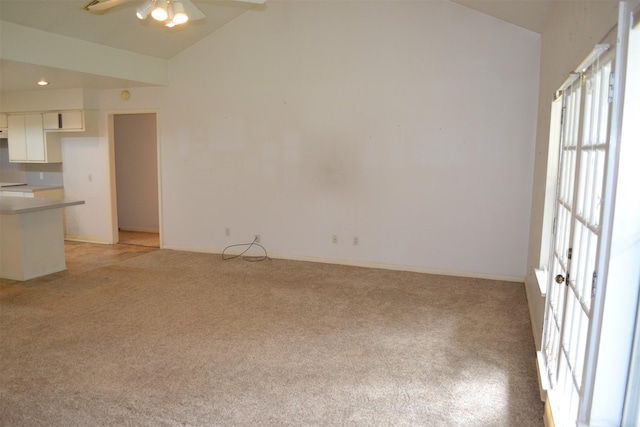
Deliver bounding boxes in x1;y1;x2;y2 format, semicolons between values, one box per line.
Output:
84;0;266;27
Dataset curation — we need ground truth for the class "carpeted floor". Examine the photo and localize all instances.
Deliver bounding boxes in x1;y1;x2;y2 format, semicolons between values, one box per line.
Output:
0;249;543;426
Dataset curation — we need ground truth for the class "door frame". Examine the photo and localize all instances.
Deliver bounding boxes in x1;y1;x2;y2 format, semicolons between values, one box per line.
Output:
106;110;162;247
538;3;640;423
539;42;617;425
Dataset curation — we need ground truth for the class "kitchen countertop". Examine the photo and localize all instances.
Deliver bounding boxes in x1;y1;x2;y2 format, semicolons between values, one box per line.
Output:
0;185;64;193
0;196;84;214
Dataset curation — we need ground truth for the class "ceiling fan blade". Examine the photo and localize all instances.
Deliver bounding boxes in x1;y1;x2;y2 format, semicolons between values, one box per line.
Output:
85;0;131;12
182;0;206;21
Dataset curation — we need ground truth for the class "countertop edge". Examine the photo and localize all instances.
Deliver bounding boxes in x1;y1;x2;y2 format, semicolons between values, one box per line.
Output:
0;185;64;193
0;198;85;215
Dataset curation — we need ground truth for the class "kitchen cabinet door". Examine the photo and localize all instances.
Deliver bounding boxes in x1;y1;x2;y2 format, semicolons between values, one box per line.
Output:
42;113;60;130
43;111;84;131
25;115;45;161
8;115;29;161
61;111;83;130
7;114;61;163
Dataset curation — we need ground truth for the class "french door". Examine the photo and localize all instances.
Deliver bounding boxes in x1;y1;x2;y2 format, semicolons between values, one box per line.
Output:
540;45;615;426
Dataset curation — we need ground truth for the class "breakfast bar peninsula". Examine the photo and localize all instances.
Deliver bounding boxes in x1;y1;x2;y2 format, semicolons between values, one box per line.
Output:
0;196;84;281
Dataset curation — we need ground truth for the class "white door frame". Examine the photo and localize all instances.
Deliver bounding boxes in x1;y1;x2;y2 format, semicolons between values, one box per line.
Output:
106;110;163;247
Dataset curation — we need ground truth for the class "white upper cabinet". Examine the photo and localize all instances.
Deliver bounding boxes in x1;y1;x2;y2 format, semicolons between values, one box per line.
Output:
43;110;85;131
5;109;96;163
8;114;62;163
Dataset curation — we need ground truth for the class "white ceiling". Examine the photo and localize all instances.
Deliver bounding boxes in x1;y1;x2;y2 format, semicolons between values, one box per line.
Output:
0;0;551;94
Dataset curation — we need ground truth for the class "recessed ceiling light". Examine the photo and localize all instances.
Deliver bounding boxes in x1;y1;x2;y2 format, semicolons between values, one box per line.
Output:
37;80;49;86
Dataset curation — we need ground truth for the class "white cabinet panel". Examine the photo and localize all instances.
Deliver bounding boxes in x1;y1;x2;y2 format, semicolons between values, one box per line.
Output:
25;114;45;161
7;114;61;163
43;111;84;131
61;111;83;130
8;115;29;161
42;112;60;130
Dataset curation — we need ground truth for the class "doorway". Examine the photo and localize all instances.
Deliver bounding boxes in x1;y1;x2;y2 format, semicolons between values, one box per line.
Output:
539;45;615;425
113;113;160;248
536;2;640;418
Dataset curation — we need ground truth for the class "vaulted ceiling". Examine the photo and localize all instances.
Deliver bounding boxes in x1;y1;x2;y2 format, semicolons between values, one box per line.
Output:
0;0;551;94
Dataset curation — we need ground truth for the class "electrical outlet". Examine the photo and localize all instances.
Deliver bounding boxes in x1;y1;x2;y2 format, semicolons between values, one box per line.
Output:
39;172;44;180
225;228;231;237
332;235;338;244
254;234;261;243
353;236;359;246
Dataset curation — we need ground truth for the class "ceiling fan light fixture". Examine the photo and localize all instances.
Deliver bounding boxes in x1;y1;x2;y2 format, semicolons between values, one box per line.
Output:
151;0;169;21
172;1;189;24
164;3;177;27
166;2;174;21
136;0;153;19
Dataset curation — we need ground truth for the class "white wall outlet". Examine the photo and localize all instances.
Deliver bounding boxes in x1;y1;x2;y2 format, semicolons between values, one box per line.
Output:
225;228;231;237
39;172;44;180
254;234;261;243
332;235;338;244
353;236;359;246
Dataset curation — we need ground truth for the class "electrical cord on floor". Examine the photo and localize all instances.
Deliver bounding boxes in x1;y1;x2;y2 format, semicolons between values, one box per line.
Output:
222;236;270;262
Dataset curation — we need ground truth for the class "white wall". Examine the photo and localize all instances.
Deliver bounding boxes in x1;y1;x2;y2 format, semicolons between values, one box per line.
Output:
4;2;540;280
150;1;540;280
524;1;619;348
62;87;166;243
62;134;113;243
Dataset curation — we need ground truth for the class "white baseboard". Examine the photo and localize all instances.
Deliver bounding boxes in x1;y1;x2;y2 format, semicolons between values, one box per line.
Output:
161;244;525;283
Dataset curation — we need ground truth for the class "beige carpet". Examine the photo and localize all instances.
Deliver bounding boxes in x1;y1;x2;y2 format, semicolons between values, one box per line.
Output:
0;250;543;426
